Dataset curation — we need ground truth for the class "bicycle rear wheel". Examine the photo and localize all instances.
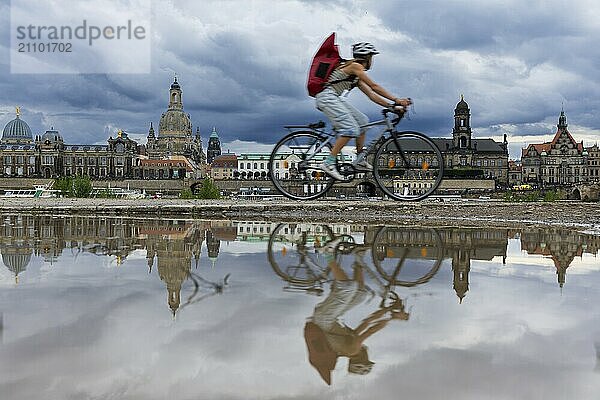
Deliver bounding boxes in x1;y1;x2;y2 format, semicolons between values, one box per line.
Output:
269;131;335;200
373;131;444;201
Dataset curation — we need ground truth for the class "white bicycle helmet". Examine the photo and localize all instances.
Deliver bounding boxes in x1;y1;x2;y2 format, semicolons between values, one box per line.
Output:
352;42;379;58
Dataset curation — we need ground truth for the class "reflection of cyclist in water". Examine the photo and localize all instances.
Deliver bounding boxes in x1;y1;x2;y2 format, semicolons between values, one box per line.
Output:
304;244;409;385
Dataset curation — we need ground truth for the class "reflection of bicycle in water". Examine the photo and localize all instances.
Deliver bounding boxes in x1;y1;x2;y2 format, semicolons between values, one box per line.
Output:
267;223;443;384
267;222;444;297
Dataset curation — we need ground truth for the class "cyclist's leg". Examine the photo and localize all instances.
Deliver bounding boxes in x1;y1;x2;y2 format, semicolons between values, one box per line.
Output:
339;97;369;153
316;89;361;157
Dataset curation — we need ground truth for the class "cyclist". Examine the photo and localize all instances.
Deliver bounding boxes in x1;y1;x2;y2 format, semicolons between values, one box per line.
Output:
316;42;412;180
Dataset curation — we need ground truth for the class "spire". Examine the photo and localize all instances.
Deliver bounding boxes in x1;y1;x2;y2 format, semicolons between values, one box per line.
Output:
148;122;155;138
558;109;567;130
15;106;20;118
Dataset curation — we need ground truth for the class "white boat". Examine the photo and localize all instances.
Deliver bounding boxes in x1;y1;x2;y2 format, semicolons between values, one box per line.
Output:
3;184;60;198
90;187;146;199
235;187;283;201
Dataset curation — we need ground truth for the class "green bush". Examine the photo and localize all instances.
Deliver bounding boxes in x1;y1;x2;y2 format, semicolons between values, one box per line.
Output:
502;189;562;202
72;175;93;198
196;177;221;199
179;188;195;199
53;175;92;198
53;176;73;197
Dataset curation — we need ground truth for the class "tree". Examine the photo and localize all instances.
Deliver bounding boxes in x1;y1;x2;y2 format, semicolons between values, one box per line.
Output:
72;175;93;198
196;177;221;199
53;176;73;197
179;188;195;199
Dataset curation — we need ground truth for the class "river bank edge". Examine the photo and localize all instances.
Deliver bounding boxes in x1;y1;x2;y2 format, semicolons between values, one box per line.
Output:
1;198;599;233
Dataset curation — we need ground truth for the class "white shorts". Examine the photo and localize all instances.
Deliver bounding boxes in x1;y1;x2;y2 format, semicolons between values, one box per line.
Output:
315;88;369;138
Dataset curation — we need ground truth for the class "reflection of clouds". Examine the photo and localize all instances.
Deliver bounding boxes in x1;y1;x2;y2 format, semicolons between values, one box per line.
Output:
1;222;600;398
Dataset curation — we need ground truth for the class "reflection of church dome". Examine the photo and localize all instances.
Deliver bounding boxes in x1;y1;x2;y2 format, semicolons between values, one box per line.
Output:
41;127;63;143
1;248;32;283
2;114;33;142
157;260;190;316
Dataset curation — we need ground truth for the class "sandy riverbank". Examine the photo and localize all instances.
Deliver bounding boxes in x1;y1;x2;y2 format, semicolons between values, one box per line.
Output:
1;198;599;231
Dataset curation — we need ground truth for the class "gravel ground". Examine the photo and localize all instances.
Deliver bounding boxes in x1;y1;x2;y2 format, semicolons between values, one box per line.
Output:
1;197;599;232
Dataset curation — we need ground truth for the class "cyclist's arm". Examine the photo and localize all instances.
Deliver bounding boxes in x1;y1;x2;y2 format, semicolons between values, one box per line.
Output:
357;80;391;107
344;62;399;103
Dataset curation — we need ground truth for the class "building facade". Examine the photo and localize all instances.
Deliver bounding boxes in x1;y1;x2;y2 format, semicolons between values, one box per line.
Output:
521;111;600;186
1;78;209;180
436;96;509;185
1;108;138;179
210;153;238;180
145;77;205;166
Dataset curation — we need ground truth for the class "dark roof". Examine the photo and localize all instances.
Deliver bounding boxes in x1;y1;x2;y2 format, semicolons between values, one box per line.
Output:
432;138;506;153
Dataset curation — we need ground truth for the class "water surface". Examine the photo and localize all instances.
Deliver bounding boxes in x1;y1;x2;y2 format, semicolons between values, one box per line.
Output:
1;215;599;399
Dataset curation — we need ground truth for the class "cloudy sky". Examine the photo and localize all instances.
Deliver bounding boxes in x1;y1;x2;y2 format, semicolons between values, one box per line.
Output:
1;0;599;159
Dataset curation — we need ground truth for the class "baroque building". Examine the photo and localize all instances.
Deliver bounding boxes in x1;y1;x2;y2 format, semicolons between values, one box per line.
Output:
435;96;509;185
521;110;600;186
375;96;510;189
144;77;205;166
1;107;138;179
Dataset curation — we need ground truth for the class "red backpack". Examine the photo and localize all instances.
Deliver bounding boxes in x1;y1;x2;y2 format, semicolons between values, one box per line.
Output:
307;33;343;97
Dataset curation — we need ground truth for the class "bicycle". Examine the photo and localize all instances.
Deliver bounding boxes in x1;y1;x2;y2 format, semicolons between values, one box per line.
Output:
268;106;445;201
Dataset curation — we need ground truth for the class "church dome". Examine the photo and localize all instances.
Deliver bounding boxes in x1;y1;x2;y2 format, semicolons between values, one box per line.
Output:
159;110;192;136
158;77;192;137
455;95;469;111
2;115;33;142
41;127;63;143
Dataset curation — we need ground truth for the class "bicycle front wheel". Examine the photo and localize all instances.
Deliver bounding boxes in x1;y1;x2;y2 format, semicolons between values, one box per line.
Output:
269;131;335;200
267;223;334;285
373;131;444;201
372;226;443;287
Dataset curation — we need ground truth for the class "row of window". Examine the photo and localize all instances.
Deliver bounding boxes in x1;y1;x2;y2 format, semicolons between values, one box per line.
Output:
1;155;126;166
239;162;268;170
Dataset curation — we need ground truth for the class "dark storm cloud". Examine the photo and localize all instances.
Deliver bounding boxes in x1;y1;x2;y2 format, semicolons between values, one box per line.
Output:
1;0;599;157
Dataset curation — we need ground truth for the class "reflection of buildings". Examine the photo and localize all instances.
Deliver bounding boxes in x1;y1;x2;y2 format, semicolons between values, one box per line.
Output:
0;215;234;315
520;228;600;288
439;228;508;302
373;227;508;302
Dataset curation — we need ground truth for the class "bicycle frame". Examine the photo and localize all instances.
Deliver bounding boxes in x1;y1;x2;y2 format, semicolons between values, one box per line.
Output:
290;110;402;169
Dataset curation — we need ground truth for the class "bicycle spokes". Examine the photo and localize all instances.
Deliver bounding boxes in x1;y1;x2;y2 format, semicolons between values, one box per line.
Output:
373;132;444;201
270;131;335;200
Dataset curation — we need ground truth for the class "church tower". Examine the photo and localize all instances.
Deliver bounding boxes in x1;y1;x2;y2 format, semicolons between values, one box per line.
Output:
453;95;472;149
169;76;183;110
207;127;222;164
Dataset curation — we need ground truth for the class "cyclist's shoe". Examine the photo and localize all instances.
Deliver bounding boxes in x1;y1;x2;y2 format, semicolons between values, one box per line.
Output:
354;159;373;172
318;161;345;180
317;237;345;255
